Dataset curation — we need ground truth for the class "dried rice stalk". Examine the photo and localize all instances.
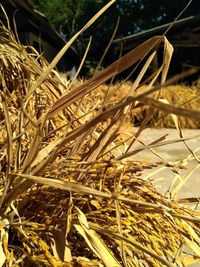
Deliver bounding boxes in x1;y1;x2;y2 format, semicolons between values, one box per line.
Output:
0;13;200;267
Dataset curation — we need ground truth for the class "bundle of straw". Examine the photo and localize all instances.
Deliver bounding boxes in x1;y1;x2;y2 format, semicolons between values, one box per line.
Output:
91;83;200;129
0;11;200;267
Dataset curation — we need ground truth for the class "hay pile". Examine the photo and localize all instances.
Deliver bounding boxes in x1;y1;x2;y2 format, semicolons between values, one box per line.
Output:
0;23;200;267
91;82;200;128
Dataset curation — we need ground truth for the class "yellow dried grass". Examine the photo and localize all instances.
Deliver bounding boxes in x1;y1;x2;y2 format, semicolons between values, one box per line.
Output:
90;82;200;129
0;11;200;267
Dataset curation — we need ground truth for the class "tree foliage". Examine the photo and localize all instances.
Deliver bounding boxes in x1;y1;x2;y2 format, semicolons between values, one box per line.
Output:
29;0;200;70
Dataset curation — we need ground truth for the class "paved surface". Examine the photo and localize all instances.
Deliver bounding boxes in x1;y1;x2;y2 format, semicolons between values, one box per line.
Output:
128;128;200;200
124;128;200;267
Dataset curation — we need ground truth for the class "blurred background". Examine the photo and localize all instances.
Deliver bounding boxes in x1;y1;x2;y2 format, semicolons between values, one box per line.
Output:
1;0;200;78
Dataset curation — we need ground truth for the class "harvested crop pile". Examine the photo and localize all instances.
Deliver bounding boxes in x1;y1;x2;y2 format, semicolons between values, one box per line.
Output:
92;82;200;128
0;18;200;267
132;84;200;128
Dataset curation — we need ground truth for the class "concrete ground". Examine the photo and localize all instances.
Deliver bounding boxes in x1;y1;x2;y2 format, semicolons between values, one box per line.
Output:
124;128;200;267
127;128;200;200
